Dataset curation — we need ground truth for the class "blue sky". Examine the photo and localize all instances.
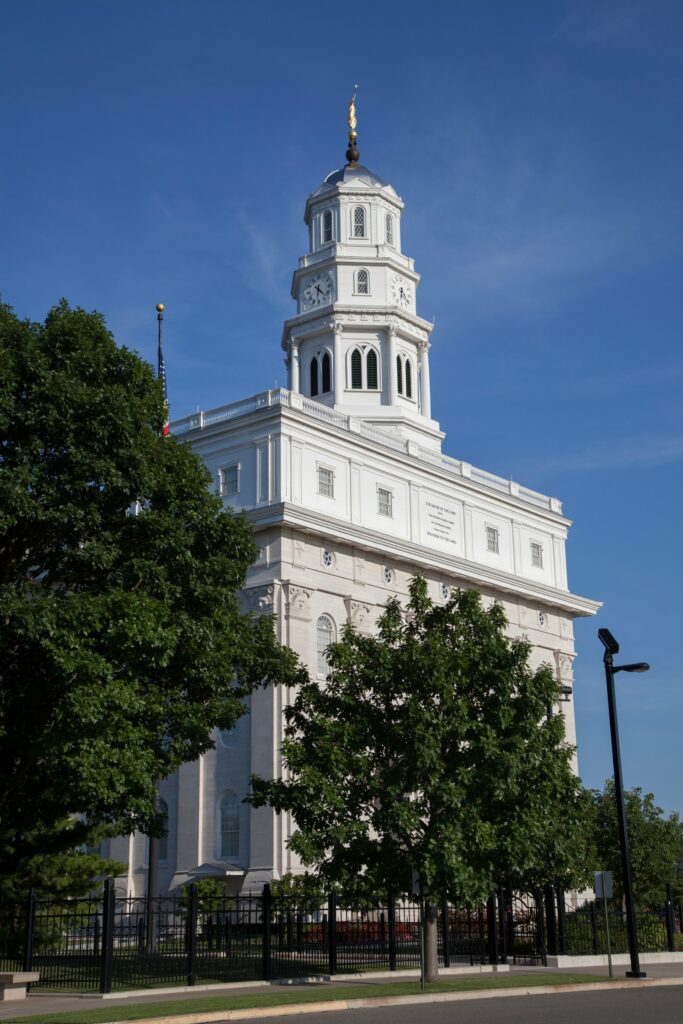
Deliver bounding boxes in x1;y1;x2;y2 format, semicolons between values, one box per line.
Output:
2;1;682;815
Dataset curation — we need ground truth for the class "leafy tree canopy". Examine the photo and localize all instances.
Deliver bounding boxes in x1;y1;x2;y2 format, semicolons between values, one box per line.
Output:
250;576;587;908
0;299;302;895
586;779;683;907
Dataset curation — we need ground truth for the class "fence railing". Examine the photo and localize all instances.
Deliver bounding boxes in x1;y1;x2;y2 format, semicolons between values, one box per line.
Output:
1;882;680;993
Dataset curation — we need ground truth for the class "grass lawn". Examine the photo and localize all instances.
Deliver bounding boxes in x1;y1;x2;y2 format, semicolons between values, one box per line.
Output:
6;972;608;1024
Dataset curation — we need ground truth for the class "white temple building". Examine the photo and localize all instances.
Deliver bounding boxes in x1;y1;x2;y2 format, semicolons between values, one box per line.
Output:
110;110;600;897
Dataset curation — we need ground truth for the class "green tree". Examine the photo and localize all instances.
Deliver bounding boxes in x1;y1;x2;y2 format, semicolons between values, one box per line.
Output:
587;780;683;907
0;299;302;896
250;577;586;978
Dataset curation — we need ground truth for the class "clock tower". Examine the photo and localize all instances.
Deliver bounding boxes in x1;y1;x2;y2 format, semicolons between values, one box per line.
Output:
282;96;442;451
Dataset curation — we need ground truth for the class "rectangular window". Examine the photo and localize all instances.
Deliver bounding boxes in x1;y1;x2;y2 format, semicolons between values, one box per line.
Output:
486;526;499;554
317;466;334;498
377;486;393;518
530;541;544;568
220;463;240;496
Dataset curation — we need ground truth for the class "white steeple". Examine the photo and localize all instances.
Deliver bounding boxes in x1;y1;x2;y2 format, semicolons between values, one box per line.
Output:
281;98;442;451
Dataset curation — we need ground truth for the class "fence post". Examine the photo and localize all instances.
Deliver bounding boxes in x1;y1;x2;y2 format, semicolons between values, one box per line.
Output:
186;883;198;987
486;893;498;965
21;892;35;970
535;889;547;966
665;885;676;953
442;901;450;968
262;883;272;981
590;902;599;954
556;887;567;955
387;892;397;972
99;878;115;995
22;889;36;974
328;891;337;975
497;887;508;964
544;885;558;956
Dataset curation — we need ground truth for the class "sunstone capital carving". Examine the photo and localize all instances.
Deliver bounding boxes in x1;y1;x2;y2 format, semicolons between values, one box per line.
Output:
286;584;312;621
344;597;372;632
554;651;575;681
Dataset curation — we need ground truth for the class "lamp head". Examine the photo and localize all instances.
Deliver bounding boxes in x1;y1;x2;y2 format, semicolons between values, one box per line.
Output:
616;662;650;674
598;628;619;656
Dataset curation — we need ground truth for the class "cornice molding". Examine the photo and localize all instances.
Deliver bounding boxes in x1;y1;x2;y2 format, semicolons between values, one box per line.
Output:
247;502;600;618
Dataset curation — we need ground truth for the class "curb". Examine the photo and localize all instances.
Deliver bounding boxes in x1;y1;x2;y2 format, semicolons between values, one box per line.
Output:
98;975;683;1024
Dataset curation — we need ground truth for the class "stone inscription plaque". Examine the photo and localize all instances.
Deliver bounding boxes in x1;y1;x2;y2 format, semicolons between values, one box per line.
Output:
420;493;460;550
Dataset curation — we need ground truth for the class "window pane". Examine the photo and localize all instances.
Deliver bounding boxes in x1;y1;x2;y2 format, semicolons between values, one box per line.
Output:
220;792;239;858
386;213;393;246
378;487;393;517
486;526;499;553
396;355;403;395
323;210;333;243
367;349;378;389
318;466;334;497
357;269;368;294
353;207;365;237
321;352;331;393
317;615;335;675
310;356;319;397
531;542;543;568
221;464;239;496
405;359;412;399
351;349;363;389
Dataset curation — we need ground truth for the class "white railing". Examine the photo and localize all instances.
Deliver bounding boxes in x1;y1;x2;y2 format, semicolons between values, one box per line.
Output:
170;388;562;513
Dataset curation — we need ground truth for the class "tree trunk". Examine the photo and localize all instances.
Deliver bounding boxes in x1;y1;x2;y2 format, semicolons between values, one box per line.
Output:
424;902;439;981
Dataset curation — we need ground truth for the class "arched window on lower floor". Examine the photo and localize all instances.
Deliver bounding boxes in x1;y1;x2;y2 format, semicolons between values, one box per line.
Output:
366;348;378;390
316;614;336;676
158;798;169;862
219;791;240;859
321;352;331;393
310;356;319;397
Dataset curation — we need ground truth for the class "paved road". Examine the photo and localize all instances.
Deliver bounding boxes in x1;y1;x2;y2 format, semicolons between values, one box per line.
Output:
246;987;683;1024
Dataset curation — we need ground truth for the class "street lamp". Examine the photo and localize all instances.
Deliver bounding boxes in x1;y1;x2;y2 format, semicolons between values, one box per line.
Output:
598;627;650;979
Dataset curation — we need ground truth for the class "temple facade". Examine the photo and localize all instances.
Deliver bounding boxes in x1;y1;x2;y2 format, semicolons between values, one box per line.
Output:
110;114;599;897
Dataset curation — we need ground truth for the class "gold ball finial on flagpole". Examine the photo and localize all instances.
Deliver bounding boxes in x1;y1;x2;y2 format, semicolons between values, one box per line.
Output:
156;303;165;313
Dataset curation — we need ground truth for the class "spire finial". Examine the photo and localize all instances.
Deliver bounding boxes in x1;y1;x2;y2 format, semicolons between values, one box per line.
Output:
346;85;360;165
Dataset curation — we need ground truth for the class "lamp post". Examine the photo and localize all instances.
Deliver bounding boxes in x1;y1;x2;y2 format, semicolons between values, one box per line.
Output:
598;628;649;979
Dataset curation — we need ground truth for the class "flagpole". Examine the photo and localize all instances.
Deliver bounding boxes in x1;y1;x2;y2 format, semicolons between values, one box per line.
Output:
146;302;166;953
156;302;170;436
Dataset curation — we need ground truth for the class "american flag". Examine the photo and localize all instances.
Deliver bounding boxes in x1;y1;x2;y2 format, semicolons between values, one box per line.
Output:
157;304;170;437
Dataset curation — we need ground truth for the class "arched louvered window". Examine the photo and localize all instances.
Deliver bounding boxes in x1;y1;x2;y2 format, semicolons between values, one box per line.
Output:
310;356;319;397
356;268;369;294
316;614;335;676
323;209;333;243
396;355;403;396
353;206;366;237
219;791;239;858
367;349;378;390
351;349;363;389
321;352;331;393
158;798;169;862
386;213;394;246
405;359;413;399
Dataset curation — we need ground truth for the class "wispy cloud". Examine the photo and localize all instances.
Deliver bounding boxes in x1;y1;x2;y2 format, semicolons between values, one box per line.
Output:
528;436;683;474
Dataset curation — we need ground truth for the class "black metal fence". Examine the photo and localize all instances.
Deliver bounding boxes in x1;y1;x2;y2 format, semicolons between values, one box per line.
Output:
1;881;680;993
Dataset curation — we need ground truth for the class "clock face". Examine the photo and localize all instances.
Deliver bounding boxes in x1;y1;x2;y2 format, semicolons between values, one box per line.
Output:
391;275;412;308
302;272;334;309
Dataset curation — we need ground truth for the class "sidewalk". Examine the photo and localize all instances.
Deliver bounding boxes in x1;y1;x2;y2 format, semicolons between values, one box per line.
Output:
4;963;683;1023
